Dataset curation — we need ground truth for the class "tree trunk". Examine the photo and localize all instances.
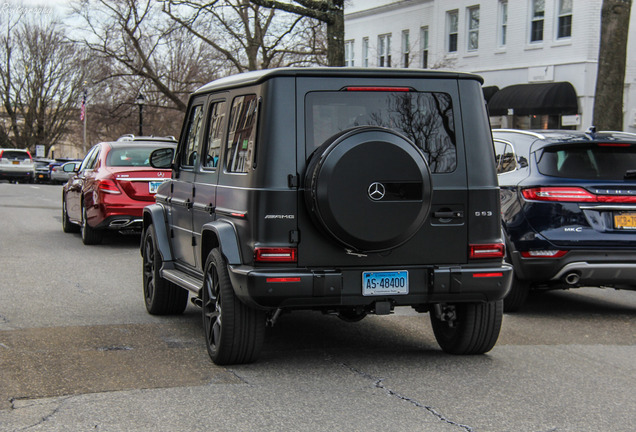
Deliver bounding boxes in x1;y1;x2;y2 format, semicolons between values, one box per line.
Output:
326;4;344;66
593;0;632;130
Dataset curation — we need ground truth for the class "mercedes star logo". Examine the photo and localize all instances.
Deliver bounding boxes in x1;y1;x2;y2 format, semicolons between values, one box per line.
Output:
368;182;386;201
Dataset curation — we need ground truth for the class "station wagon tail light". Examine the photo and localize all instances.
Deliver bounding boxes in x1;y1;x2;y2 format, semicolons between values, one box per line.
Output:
469;243;505;259
343;86;412;92
520;250;568;258
522;187;636;203
97;179;121;194
254;247;297;263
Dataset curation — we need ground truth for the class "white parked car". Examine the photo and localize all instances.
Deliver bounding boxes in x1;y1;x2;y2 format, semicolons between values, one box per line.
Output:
0;148;34;183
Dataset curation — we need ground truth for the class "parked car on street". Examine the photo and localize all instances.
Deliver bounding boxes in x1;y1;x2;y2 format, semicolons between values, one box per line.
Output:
141;67;513;365
0;148;34;183
51;160;81;184
493;128;636;311
62;136;176;244
33;158;55;183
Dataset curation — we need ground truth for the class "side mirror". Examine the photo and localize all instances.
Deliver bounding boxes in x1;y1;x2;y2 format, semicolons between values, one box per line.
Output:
149;148;175;169
63;162;78;173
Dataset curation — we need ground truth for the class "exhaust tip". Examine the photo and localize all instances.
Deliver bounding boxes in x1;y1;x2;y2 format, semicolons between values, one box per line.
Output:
564;272;581;285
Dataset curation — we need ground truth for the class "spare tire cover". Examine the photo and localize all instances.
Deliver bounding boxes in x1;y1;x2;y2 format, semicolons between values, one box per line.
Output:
304;127;432;252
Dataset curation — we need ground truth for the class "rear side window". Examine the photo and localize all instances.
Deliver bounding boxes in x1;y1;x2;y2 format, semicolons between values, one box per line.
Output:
537;144;636;180
226;94;258;173
305;91;457;173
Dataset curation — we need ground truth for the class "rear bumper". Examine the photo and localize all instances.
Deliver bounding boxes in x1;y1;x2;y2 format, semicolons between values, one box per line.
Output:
0;170;33;179
511;250;636;287
227;264;513;310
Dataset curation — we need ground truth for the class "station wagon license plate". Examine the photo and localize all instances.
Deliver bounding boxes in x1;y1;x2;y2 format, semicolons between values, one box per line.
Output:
362;271;408;296
614;212;636;230
149;181;164;194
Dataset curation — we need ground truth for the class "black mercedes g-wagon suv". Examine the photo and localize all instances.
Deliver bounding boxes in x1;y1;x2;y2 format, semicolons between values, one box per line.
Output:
141;68;512;365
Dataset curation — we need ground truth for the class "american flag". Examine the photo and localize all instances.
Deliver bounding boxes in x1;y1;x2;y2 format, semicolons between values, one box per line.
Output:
80;93;86;121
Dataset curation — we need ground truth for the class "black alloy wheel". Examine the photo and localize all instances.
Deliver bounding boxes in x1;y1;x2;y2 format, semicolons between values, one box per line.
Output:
202;248;265;365
142;224;188;315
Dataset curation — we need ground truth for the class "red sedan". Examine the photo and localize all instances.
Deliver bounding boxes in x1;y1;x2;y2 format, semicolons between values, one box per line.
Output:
62;136;176;244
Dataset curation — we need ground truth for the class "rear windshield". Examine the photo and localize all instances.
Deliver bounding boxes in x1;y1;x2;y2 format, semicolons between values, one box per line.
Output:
306;91;456;173
536;144;636;180
106;145;170;167
1;150;30;161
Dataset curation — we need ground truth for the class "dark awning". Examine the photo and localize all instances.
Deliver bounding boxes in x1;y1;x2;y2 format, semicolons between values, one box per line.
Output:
482;86;499;103
487;82;578;116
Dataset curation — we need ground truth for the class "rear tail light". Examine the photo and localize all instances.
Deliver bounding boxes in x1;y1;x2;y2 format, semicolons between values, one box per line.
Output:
266;277;301;283
254;247;297;263
469;243;505;259
97;179;121;194
473;272;504;278
343;86;412;92
520;250;568;258
522;187;636;203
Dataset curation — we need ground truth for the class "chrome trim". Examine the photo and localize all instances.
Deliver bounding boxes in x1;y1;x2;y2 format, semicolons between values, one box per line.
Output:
116;177;169;182
552;262;636;280
492;129;546;140
580;205;636;211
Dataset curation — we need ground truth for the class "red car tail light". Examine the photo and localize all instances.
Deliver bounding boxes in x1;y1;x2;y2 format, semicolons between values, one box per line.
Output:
469;243;505;259
97;179;121;194
522;187;636;203
254;247;297;263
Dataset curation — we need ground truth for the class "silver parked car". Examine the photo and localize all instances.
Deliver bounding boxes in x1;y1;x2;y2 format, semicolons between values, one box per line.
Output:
51;161;81;184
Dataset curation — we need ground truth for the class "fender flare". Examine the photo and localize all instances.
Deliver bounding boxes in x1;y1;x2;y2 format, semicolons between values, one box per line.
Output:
201;220;242;265
142;204;173;262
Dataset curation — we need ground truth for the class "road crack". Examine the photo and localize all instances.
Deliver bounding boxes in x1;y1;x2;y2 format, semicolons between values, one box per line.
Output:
342;362;474;432
11;396;71;431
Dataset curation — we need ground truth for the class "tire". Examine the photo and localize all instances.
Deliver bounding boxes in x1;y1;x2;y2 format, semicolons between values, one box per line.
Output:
80;203;103;245
503;274;530;313
202;248;265;365
62;196;80;233
304;126;432;252
430;300;503;355
142;225;188;315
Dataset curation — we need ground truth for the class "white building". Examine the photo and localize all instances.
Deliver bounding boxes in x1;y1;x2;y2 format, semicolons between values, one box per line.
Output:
344;0;636;132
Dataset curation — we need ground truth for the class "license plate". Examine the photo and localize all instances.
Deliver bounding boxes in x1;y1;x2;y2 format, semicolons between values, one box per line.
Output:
614;212;636;230
149;181;164;194
12;161;19;165
362;271;408;296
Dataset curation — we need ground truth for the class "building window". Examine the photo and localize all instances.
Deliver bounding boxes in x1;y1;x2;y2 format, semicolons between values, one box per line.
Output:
402;30;410;67
467;6;479;51
447;10;458;53
557;0;572;39
530;0;544;42
345;40;354;67
362;37;369;67
378;34;392;67
421;26;429;68
499;1;508;46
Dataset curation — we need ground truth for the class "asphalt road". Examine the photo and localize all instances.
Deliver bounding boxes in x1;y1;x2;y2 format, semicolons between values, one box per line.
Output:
1;182;635;432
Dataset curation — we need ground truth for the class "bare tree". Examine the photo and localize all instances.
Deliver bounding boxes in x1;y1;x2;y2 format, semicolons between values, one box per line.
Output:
161;0;323;73
0;15;88;154
593;0;632;130
71;0;218;114
248;0;344;66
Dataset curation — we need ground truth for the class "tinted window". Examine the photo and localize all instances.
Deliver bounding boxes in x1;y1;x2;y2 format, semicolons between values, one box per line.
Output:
306;91;456;173
203;100;226;170
180;104;204;168
1;150;30;160
226;95;258;173
537;144;636;180
106;145;168;167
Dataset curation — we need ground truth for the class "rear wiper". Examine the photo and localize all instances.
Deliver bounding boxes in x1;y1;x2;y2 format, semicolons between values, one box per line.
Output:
625;170;636;179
